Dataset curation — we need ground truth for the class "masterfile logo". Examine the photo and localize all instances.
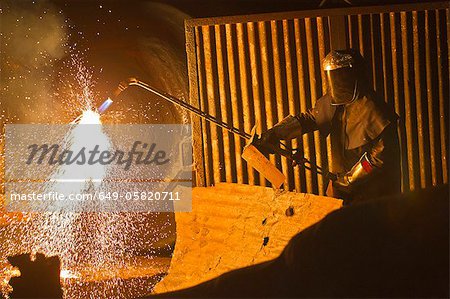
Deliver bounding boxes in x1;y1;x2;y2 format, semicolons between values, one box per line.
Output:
26;140;170;170
4;124;193;212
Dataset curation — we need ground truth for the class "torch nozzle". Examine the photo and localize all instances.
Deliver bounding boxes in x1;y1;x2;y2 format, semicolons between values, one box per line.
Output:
97;78;139;117
98;98;113;114
114;78;139;97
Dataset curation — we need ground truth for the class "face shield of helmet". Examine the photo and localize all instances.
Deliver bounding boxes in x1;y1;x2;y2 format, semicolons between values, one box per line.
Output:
325;67;358;105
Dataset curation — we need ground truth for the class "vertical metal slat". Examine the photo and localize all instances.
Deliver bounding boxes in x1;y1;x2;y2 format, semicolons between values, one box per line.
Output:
294;18;313;193
214;25;233;183
225;24;245;184
247;21;267;186
283;19;301;192
236;23;255;185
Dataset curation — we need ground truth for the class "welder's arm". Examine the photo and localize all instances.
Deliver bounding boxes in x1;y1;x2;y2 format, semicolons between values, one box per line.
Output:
258;95;333;154
260;115;302;142
332;137;386;193
258;110;319;154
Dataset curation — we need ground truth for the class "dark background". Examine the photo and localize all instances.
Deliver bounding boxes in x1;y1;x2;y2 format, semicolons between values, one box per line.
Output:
53;0;444;17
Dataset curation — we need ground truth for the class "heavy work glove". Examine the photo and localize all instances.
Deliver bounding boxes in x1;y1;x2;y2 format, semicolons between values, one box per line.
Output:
258;115;302;154
332;152;375;194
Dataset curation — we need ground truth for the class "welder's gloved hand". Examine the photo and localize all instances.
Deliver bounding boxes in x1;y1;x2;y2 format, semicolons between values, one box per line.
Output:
332;152;375;194
258;115;302;155
332;173;353;194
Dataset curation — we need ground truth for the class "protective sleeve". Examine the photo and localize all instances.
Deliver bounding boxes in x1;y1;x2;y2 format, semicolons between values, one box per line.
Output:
367;136;386;169
332;126;392;193
294;93;336;136
366;121;400;169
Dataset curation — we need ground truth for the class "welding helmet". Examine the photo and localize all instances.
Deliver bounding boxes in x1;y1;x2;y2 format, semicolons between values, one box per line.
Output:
323;49;364;105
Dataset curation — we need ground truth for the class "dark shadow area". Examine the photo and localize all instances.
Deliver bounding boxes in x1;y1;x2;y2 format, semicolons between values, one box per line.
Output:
149;184;449;298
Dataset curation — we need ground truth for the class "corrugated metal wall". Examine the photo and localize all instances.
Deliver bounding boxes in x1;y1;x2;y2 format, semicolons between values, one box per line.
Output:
345;8;449;191
185;2;449;195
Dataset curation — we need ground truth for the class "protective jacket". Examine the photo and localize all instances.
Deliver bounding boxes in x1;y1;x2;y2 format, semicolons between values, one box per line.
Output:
295;90;401;203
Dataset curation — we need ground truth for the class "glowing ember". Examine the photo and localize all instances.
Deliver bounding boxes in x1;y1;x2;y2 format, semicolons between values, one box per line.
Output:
77;109;102;124
60;269;80;279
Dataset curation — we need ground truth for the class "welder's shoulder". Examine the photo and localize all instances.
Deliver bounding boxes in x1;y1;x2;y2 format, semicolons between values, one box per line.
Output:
313;93;333;110
311;93;336;125
364;91;399;121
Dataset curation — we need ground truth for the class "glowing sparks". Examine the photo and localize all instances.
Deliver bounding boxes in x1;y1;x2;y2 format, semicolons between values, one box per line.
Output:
1;105;173;298
60;269;79;279
77;109;101;124
1;54;172;299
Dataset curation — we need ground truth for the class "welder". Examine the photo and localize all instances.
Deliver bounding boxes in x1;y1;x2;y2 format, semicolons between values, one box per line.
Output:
260;49;401;204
